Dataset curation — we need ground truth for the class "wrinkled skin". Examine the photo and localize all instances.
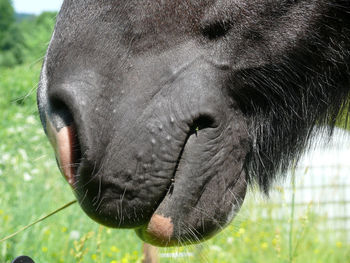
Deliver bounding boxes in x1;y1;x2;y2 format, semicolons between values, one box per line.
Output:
37;0;350;246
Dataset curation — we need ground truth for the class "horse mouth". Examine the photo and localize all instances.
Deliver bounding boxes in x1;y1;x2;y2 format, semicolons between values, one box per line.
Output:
45;109;239;247
135;118;224;246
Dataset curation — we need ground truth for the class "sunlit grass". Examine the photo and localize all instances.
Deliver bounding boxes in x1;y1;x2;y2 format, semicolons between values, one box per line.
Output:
0;64;349;262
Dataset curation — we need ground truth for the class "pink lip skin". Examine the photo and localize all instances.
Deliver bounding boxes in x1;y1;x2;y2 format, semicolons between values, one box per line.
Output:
46;117;77;186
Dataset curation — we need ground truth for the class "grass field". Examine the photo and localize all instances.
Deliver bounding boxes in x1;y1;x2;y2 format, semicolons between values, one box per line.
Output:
0;63;349;263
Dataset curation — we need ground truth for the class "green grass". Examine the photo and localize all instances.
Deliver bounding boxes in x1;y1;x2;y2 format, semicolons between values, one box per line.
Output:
0;63;349;263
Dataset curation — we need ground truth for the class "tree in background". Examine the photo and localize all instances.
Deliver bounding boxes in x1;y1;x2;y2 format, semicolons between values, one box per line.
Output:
0;0;14;33
19;12;57;63
0;0;56;68
0;0;25;67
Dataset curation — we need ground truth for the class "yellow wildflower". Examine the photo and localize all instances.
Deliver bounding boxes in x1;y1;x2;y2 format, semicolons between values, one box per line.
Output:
261;242;268;250
238;228;245;235
272;238;277;246
44;229;51;236
111;246;120;253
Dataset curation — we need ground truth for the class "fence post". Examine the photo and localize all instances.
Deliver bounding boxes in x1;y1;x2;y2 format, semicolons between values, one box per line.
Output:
142;243;159;263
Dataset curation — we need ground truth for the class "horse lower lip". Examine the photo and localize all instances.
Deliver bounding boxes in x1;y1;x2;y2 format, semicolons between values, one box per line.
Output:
136;214;176;246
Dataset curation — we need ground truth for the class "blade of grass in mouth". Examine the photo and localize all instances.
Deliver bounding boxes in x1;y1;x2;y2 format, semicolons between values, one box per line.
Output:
0;200;77;243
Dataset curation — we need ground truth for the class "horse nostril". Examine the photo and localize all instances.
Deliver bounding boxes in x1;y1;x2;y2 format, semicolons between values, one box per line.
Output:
46;99;82;186
49;99;75;130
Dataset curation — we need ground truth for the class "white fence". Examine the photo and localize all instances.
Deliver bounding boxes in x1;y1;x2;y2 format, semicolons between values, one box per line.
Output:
247;127;350;241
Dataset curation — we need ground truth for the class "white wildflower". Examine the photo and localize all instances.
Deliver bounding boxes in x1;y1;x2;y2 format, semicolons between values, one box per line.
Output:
10;157;17;165
16;126;24;133
22;163;31;169
26;116;36;124
23;172;32;182
18;149;28;161
30;136;40;142
15;113;24;119
7;127;15;134
210;245;222;252
1;153;11;163
69;230;80;240
227;237;234;244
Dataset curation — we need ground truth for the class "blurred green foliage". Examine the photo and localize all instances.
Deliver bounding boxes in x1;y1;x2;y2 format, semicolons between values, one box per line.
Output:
0;0;56;67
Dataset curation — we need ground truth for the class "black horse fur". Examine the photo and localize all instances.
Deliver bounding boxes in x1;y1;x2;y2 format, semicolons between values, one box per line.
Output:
237;1;350;192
